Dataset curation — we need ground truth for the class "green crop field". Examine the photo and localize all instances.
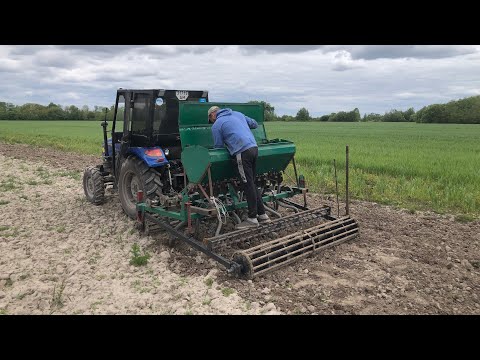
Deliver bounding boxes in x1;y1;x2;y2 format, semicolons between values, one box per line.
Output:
0;120;479;219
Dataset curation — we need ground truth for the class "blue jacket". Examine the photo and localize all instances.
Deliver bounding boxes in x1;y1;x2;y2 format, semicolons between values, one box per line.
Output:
211;108;258;156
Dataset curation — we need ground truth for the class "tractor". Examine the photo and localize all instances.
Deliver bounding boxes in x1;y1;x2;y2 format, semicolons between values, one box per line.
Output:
83;89;359;279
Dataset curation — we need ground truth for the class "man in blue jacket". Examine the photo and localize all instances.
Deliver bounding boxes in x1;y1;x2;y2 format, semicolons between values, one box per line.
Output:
208;106;271;228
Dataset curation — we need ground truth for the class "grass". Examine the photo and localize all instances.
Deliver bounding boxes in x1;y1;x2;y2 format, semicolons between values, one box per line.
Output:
1;227;19;238
90;301;102;311
49;279;67;313
204;278;213;288
454;214;476;223
88;252;101;265
178;276;189;286
55;170;81;180
202;298;212;306
0;177;21;192
0;200;9;205
266;122;480;218
129;243;150;267
0;120;105;155
0;120;479;218
221;288;235;297
0;225;9;231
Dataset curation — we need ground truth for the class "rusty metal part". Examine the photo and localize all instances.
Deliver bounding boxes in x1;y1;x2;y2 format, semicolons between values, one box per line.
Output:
186;201;192;234
233;216;359;279
205;206;331;251
190;206;217;216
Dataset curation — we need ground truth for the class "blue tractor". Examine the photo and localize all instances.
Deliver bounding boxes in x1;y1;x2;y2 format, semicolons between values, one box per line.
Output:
82;89;208;218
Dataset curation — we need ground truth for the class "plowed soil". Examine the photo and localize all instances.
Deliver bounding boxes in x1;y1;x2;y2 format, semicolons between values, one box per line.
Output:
1;143;478;315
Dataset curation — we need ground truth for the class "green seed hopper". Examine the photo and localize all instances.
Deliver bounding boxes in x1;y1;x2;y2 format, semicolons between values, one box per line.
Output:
179;102;296;184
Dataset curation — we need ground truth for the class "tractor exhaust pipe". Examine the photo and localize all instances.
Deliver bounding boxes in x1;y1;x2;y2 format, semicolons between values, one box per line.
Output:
101;108;109;157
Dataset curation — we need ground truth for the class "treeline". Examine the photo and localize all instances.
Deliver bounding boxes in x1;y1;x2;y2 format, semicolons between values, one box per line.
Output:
362;95;480;123
253;96;480;124
2;95;480;124
0;102;115;121
248;101;362;122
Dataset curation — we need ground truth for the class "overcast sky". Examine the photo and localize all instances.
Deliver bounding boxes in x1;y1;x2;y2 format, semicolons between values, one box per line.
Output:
1;45;479;116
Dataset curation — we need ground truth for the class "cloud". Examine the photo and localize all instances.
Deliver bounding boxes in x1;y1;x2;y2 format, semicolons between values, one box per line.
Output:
0;58;22;72
55;45;143;54
240;45;324;54
331;50;363;71
1;45;480;116
325;45;479;60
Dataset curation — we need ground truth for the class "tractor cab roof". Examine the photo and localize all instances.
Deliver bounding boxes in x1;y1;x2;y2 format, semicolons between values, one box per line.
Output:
116;89;209;100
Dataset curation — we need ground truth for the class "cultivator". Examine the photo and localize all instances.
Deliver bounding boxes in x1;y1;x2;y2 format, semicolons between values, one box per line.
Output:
134;100;360;279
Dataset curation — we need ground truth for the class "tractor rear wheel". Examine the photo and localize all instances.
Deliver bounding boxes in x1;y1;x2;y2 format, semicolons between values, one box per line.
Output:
83;166;105;205
118;156;163;219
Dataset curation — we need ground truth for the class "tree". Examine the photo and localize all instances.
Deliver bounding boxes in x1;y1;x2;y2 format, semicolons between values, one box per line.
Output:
248;100;277;121
328;109;360;122
363;113;383;122
403;107;415;122
296;107;310;121
383;110;406;122
353;108;361;122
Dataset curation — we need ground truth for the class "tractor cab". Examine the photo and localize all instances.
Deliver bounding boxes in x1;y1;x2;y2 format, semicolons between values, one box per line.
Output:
108;89;208;177
113;89;208;148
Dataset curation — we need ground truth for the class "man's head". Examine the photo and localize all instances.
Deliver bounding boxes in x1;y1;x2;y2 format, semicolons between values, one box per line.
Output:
208;106;220;123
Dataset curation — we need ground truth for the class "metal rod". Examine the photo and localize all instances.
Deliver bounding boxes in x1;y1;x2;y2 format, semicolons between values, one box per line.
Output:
174;221;186;230
168;165;173;187
276;200;299;213
136;190;144;224
186;201;192;233
197;184;212;203
278;198;309;211
101;108;109;157
231;211;241;224
144;213;238;272
207;166;214;198
334;159;340;217
292;156;299;187
215;220;223;237
111;94;119;181
346;145;349;216
263;204;282;218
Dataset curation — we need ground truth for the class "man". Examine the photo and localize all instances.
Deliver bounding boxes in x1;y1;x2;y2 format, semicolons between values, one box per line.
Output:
208;105;270;228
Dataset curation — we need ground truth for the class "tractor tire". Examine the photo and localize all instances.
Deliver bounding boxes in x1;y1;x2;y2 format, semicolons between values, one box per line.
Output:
83;166;105;205
118;156;163;219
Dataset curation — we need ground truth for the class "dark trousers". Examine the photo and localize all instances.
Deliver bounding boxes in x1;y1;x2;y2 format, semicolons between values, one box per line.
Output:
236;146;266;219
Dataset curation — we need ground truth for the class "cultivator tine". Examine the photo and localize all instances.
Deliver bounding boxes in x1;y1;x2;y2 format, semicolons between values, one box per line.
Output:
232;216;359;279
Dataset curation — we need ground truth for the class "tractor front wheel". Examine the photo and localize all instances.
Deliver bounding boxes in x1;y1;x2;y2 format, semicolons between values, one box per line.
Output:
118;156;162;219
83;166;105;205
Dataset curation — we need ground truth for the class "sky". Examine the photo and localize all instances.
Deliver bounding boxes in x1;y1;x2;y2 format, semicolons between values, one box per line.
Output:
1;45;479;117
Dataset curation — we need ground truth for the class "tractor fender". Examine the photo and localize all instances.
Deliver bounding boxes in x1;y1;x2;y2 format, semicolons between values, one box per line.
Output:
126;147;169;168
